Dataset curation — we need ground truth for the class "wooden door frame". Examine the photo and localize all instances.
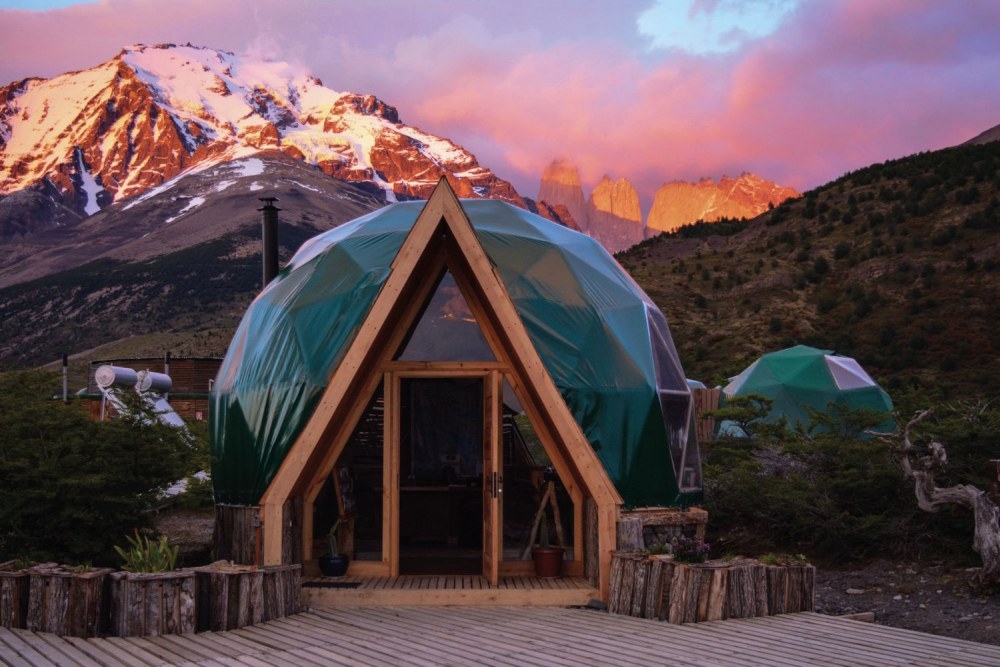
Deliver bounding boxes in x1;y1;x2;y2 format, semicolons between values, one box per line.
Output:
384;364;503;580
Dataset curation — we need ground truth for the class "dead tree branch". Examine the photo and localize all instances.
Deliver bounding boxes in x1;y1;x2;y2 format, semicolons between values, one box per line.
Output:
878;409;1000;585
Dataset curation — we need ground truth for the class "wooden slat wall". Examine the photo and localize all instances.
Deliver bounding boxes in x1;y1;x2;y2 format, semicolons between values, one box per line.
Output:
692;387;721;447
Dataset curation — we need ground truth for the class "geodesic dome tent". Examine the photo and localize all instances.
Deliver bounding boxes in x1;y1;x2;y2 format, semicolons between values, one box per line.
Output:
211;186;701;512
721;345;894;434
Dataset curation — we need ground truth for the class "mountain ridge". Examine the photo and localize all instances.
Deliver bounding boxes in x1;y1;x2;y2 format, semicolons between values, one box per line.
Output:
0;43;523;233
536;159;800;252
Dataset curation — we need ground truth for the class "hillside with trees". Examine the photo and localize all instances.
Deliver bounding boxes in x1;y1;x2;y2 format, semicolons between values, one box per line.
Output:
621;140;1000;400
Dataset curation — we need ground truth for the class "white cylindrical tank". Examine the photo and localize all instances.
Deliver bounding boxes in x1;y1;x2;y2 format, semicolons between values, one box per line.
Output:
136;369;173;393
95;365;139;389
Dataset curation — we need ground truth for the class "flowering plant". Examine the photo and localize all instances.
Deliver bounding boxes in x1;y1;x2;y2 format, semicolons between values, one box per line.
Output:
672;535;710;563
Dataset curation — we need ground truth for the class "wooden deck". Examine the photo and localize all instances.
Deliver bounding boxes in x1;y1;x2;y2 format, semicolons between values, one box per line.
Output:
301;574;600;608
5;607;1000;666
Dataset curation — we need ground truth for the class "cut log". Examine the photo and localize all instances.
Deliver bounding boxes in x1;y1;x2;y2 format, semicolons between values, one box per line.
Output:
194;562;301;631
25;564;113;637
109;570;196;637
0;561;29;629
609;552;815;625
643;558;664;620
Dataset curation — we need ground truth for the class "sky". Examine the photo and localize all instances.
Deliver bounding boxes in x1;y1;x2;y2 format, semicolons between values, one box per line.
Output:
1;0;998;204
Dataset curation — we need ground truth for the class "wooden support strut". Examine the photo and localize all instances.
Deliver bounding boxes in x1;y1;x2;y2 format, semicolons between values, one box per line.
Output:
521;481;566;559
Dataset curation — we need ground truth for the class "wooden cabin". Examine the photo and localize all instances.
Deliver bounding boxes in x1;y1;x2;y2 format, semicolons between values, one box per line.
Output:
210;179;703;604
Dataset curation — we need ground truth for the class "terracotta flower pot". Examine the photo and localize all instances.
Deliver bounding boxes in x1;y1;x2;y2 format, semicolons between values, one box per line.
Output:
531;546;565;578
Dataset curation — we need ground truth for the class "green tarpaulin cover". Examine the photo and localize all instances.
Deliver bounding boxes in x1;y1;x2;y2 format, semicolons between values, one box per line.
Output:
721;344;894;434
211;199;701;507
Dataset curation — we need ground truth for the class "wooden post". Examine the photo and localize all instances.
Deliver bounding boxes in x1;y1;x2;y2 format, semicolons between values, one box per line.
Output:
584;498;599;585
212;504;261;564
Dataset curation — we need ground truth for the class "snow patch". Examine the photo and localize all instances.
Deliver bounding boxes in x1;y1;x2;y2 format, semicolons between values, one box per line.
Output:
284;179;320;193
75;149;104;216
234;157;265;177
164;196;205;223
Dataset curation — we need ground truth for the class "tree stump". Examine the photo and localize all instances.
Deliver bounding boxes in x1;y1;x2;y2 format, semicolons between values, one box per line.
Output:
109;570;196;637
25;564;113;637
0;561;29;629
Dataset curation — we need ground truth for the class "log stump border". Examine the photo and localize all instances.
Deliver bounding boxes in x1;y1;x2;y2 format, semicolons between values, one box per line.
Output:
194;562;302;632
25;564;114;638
608;551;815;624
0;560;29;629
109;570;197;637
8;561;300;638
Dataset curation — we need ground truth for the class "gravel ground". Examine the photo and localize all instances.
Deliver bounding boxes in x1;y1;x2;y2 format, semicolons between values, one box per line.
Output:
815;559;1000;646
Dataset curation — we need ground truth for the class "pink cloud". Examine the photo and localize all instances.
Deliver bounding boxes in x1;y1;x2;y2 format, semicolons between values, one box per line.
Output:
1;0;998;208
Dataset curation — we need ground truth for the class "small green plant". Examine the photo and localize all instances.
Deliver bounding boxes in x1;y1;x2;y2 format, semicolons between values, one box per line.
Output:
758;553;810;566
647;543;669;555
327;518;342;558
114;529;179;573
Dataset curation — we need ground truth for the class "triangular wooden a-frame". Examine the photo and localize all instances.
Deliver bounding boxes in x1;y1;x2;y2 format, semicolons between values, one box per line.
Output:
258;178;621;597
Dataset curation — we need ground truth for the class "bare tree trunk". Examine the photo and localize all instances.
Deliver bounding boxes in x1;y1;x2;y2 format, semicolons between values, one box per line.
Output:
883;409;1000;585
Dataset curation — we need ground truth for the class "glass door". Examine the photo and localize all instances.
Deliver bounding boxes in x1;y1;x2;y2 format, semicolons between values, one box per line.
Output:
397;376;486;575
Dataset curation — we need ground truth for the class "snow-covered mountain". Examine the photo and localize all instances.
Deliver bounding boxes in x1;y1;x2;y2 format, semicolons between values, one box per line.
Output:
0;43;523;237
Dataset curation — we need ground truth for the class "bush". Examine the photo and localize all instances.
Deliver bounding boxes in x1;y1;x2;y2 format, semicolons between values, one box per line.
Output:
702;401;978;564
0;370;201;565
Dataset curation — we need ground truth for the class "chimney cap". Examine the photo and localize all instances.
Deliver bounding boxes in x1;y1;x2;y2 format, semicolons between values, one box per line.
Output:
258;196;281;210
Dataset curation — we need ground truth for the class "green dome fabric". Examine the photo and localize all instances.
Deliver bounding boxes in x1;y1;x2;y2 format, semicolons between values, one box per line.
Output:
211;199;700;507
722;345;894;433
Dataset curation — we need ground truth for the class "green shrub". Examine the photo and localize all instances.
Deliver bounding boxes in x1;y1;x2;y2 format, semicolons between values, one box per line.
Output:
702;401;981;565
0;370;201;565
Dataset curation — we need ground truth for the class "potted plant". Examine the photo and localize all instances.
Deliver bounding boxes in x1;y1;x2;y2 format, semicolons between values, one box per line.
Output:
110;529;196;636
531;511;565;578
318;518;349;577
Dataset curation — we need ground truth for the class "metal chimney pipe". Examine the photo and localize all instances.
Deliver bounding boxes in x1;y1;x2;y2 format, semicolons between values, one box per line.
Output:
258;197;281;287
62;353;68;403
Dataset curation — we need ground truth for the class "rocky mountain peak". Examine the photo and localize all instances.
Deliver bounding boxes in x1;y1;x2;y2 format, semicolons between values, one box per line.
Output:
589;175;641;222
536;160;799;252
0;43;523;234
586;175;644;253
646;172;799;234
538;158;586;229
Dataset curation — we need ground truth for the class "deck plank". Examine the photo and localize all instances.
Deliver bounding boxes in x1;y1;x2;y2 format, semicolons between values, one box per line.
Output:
6;607;1000;666
0;629;66;667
